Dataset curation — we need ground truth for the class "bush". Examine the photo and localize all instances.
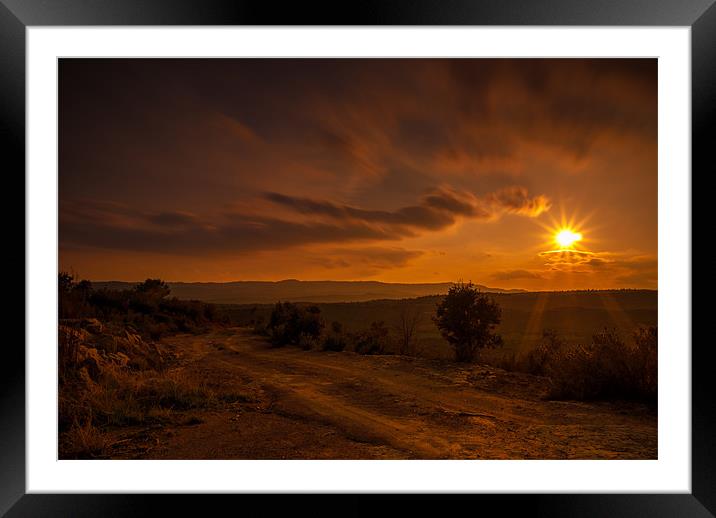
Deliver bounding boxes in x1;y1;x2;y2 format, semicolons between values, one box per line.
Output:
298;332;320;351
58;273;223;340
322;334;347;352
524;329;565;376
320;321;346;351
266;302;324;347
632;326;658;397
353;321;390;355
252;316;268;336
523;327;658;402
433;282;502;362
59;273;95;319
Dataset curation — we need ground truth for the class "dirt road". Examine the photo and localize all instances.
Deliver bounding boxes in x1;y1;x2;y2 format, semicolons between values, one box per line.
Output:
113;328;657;459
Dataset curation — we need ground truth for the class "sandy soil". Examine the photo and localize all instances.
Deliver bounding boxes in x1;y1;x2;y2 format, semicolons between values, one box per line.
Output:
108;328;657;460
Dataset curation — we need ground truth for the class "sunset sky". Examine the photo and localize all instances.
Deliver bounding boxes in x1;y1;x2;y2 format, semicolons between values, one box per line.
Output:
59;59;657;290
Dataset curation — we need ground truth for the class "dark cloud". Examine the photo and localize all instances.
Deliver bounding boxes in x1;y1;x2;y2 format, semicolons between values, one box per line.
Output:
60;201;398;255
59;58;657;212
265;186;549;233
262;192;438;231
61;184;549;256
423;190;480;216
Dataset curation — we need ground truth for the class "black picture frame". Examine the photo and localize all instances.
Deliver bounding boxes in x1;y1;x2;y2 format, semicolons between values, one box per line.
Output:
3;1;710;515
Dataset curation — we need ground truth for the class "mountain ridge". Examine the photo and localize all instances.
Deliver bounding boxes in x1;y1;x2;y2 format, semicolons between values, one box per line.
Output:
91;279;526;304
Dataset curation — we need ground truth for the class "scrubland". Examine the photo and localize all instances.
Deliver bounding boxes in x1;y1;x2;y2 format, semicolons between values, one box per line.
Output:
58;275;657;459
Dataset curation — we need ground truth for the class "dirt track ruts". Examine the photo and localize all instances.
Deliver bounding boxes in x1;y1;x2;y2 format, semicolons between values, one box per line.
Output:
119;328;657;460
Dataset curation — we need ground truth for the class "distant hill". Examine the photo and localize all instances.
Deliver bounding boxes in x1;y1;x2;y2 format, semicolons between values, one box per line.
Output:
92;279;525;304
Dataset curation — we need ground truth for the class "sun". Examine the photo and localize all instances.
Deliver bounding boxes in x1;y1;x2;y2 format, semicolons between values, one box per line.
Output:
535;207;594;257
555;228;582;249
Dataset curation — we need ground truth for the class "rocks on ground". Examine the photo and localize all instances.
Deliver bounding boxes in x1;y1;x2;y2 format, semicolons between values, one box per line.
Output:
59;320;167;384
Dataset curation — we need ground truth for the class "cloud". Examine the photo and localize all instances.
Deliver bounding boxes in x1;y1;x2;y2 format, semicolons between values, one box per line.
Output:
491;269;544;281
585;258;607;267
265;185;550;233
60;200;399;255
263;191;453;231
539;249;596;271
422;189;484;216
61;184;550;257
60;59;656;210
485;186;552;217
537;250;657;287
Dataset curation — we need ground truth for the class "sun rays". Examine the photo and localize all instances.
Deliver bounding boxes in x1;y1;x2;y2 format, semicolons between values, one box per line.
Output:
536;208;597;268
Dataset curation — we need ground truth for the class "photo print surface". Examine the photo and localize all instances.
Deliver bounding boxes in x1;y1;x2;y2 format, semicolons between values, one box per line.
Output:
58;58;657;460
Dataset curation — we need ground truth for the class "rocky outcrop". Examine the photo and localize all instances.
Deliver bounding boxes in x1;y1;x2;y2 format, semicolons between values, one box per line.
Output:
59;321;166;383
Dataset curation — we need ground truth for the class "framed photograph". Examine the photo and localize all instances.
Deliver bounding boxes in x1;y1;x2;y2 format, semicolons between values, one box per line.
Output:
5;0;710;514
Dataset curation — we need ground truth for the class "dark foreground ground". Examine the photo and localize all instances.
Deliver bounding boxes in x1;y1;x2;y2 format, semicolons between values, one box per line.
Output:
102;328;657;460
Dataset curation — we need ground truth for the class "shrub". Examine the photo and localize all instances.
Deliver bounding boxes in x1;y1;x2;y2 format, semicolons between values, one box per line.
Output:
135;278;171;299
252;315;268;336
320;321;347;351
58;273;224;340
524;327;658;402
322;334;347;352
353;321;390;355
59;273;95;319
298;332;320;351
433;282;502;362
524;329;565;376
632;326;658;397
266;302;324;347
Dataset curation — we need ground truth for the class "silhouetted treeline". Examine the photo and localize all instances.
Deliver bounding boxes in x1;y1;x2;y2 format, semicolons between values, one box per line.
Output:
59;273;226;339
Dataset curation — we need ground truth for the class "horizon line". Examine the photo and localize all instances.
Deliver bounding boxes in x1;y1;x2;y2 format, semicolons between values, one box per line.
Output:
82;278;657;292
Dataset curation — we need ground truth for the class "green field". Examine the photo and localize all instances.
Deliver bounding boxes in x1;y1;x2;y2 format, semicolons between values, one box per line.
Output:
219;289;657;359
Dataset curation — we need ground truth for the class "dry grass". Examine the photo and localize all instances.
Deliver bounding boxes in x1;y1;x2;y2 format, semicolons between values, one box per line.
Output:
60;418;111;459
62;366;219;427
480;327;657;402
59;350;253;458
59;368;223;458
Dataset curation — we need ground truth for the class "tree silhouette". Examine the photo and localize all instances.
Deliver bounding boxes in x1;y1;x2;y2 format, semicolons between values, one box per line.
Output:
135;279;171;300
433;281;502;362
